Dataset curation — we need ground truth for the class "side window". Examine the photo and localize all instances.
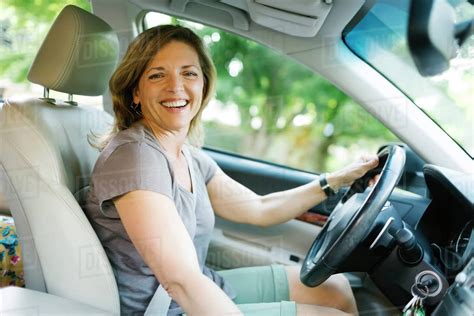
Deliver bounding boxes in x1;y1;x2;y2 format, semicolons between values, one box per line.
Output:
144;12;398;172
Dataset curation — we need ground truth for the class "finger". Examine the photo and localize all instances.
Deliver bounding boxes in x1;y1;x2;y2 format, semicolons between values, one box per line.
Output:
368;174;381;186
358;154;373;163
365;155;379;167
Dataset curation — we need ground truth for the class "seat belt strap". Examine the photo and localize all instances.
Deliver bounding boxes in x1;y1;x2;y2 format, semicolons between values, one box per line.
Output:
144;284;172;316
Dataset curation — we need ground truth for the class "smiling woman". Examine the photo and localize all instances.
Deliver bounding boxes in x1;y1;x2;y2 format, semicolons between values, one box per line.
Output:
83;23;378;315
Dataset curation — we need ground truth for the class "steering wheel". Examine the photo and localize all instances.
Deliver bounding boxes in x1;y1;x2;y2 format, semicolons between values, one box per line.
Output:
300;145;406;287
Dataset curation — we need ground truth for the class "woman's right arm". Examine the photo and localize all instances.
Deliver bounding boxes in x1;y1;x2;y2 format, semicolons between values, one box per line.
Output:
114;190;242;316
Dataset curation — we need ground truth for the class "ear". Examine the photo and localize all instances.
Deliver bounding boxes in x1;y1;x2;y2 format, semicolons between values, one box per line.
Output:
132;87;140;104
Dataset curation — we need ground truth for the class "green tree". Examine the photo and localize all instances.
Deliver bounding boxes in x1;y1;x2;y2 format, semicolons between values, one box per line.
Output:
189;25;396;170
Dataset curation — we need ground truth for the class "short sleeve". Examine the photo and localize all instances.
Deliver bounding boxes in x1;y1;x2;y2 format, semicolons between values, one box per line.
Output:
92;142;173;218
191;148;220;184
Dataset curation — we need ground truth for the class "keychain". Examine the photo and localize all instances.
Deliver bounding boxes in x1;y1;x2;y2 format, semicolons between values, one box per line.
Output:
403;283;428;316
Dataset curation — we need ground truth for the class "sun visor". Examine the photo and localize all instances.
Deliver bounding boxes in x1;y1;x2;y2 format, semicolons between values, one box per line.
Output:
168;0;333;37
245;0;333;37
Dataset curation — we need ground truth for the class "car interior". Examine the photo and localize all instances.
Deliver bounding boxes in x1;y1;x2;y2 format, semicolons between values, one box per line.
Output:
0;0;472;315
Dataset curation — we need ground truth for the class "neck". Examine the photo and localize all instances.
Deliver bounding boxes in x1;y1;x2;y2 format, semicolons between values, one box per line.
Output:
142;118;188;160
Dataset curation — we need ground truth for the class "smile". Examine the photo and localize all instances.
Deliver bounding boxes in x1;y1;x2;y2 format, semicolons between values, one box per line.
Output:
160;100;189;108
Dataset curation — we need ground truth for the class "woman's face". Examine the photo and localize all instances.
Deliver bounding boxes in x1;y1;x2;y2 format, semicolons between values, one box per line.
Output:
133;41;204;134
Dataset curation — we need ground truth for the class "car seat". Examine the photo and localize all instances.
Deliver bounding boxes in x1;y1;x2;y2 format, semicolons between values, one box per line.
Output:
0;5;120;313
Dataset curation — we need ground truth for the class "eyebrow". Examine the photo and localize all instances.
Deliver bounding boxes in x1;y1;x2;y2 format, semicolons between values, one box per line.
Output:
146;65;200;73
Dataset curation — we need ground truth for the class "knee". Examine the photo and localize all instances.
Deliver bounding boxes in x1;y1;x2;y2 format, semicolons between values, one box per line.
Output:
328;274;358;315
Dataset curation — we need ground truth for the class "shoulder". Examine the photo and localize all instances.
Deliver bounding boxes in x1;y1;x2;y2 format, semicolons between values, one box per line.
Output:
102;121;156;153
94;123;169;175
187;146;219;183
89;124;174;209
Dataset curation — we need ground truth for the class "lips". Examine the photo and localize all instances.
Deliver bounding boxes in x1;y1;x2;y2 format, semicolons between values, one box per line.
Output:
160;100;189;108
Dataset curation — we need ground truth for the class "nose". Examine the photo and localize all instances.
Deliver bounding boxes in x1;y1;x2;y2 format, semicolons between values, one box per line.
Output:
165;73;184;93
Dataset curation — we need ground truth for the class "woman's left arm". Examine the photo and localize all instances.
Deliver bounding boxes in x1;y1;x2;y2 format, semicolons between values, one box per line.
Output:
207;155;379;227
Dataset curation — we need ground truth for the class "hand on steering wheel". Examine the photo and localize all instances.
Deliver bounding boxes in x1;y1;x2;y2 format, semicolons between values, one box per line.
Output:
300;145;406;287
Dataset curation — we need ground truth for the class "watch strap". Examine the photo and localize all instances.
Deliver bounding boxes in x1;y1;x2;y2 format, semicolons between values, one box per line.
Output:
319;173;336;197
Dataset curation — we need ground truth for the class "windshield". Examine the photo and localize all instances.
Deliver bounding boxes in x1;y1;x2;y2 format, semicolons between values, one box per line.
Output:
344;0;473;157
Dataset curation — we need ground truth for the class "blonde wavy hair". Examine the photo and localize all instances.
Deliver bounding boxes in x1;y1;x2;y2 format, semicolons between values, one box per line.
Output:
91;24;216;150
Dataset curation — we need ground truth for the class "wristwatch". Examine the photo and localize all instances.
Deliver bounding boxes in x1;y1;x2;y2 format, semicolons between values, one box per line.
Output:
319;173;337;197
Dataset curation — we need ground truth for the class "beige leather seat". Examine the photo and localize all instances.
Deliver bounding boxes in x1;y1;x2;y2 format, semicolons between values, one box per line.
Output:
0;5;120;313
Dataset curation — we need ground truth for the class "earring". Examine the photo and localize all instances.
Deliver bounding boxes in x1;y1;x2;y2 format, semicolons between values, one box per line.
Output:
130;102;142;116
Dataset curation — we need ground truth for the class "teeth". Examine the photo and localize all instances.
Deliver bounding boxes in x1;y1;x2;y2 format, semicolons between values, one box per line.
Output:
161;100;188;108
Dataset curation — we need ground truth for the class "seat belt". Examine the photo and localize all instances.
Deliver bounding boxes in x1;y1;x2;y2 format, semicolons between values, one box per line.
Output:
145;284;172;316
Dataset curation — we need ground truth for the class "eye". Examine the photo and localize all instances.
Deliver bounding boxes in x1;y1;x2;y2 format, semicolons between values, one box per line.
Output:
148;73;164;80
183;71;198;77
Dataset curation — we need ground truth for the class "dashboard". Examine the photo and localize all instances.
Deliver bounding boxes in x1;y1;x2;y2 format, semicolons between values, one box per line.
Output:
420;164;474;281
369;163;474;314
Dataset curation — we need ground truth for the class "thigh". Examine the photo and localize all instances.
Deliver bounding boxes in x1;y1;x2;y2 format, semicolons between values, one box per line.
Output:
217;265;290;304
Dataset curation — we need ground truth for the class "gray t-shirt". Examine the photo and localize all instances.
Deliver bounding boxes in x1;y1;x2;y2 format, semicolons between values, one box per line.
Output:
84;121;235;315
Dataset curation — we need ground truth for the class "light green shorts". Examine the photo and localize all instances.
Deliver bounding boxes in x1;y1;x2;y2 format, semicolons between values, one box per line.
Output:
216;264;297;316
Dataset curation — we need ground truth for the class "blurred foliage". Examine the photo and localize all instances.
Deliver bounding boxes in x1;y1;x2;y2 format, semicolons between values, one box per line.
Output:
0;0;91;83
186;24;397;171
2;0;90;26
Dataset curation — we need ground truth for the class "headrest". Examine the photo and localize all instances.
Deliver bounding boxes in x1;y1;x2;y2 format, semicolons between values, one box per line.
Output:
27;5;119;96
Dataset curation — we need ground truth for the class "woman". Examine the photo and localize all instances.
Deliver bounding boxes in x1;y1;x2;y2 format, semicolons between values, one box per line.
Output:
85;24;379;316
